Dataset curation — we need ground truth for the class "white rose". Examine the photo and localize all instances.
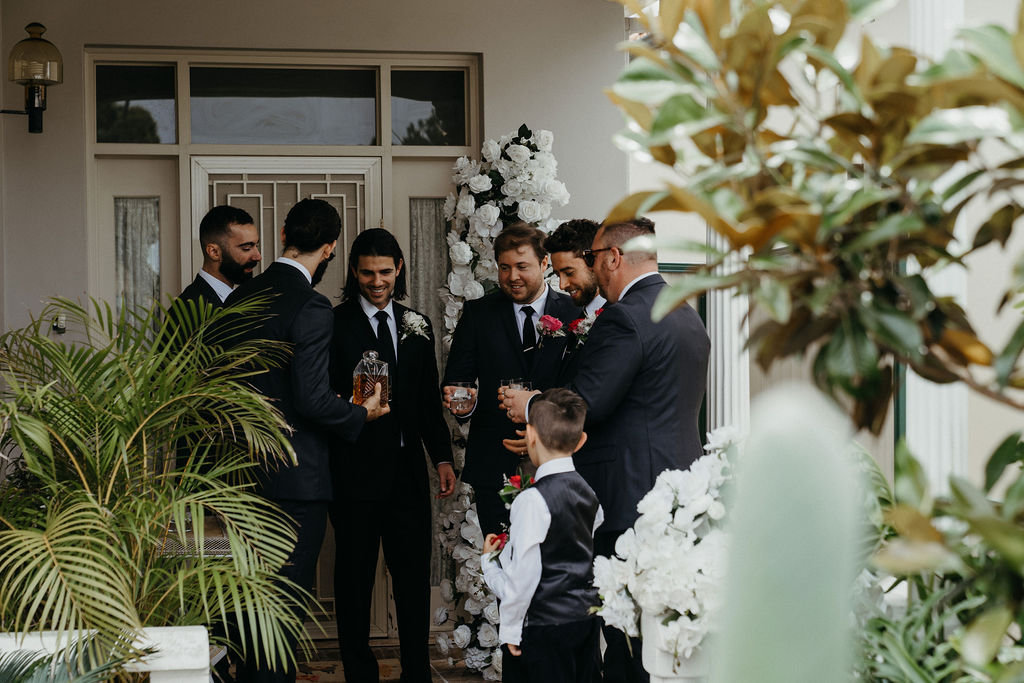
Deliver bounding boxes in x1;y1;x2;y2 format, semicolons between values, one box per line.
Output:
501;179;524;198
517;200;545;224
440;578;455;603
477;622;500;648
492;646;503;674
437;633;451;655
494;159;515;179
483;599;500;624
465;647;490;670
543;179;570;206
463;280;486;300
442;192;458;220
481;139;501;162
456;193;476;218
449;241;474;266
453;624;472;649
464;597;484;615
475;203;501;228
533;129;554;151
468;173;493;193
506;144;531;164
433;607;449;625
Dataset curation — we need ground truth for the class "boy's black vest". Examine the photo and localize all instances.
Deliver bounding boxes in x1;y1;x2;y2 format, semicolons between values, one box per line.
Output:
526;470;600;626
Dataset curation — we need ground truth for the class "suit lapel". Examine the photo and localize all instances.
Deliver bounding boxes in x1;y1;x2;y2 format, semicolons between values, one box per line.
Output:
499;296;528;375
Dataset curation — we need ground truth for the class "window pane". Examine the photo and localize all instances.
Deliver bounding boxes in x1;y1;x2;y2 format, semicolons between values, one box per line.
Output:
115;196;161;316
190;67;377;145
96;65;176;144
391;70;466;146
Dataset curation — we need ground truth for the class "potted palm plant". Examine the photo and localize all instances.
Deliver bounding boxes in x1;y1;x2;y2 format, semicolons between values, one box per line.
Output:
0;297;311;677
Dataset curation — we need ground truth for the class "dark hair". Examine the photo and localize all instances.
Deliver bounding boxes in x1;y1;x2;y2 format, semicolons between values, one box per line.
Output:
342;228;408;301
199;205;254;247
282;198;342;253
528;388;587;453
544;218;600;258
493;221;548;262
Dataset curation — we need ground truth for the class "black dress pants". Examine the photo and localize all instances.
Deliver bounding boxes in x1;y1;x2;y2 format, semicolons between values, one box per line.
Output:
237;499;329;683
594;530;649;683
520;618;602;683
331;463;433;683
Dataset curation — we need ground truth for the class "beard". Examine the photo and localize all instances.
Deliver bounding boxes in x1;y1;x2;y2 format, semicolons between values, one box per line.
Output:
573;280;600;307
220;257;257;285
311;257;331;287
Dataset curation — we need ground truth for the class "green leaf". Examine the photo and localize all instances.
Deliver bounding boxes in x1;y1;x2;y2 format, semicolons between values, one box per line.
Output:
752;277;792;324
823;186;899;233
859;305;924;359
995;317;1024;388
962;512;1024;571
847;0;900;21
984;431;1023;493
893;439;929;510
960;25;1024;89
823;316;880;393
1001;465;1024;520
906;106;1012;146
844;213;926;252
651;94;710;132
806;45;864;106
950;475;996;517
959;605;1014;666
651;271;745;321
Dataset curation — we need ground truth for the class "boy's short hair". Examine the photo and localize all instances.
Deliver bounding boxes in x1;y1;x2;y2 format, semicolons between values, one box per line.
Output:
528;388;587;453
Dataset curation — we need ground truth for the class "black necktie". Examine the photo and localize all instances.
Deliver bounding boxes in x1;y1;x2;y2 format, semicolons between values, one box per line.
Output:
375;310;397;368
521;305;536;356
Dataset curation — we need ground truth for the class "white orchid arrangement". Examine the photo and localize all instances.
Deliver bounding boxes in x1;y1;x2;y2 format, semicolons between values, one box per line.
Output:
440;124;571;347
593;427;740;663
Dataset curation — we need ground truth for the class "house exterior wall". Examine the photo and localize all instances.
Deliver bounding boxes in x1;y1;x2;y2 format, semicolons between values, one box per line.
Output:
0;0;627;328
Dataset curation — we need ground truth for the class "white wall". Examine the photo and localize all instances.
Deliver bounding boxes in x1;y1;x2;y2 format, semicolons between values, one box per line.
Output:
0;0;628;328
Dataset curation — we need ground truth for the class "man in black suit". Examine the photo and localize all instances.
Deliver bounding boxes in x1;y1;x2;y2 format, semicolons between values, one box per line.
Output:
504;218;710;683
328;228;455;683
442;222;577;539
225;198;388;683
179;205;261;307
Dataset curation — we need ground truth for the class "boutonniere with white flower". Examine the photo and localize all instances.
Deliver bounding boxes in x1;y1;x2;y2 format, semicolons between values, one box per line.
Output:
400;310;430;341
535;314;566;349
568;307;603;344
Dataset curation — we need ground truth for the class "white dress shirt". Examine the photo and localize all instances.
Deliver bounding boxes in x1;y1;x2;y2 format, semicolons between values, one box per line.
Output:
584;294;606;317
618;271;659;301
277;256;312;284
481;456;605;646
514;285;548;345
197;269;233;303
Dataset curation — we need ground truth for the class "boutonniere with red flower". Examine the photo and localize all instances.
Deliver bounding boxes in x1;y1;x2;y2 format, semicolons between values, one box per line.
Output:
499;468;535;508
535;314;566;349
568;307;604;345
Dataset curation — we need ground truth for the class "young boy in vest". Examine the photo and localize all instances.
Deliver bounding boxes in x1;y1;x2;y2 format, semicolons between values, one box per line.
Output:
482;388;603;683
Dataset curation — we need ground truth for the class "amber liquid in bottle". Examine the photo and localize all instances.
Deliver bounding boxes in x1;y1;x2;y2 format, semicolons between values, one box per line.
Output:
353;373;389;407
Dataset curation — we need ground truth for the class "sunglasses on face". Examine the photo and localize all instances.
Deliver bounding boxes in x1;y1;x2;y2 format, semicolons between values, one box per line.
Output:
582;246;616;268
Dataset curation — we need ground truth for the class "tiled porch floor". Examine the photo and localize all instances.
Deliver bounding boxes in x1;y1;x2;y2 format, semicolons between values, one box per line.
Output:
295;640;484;683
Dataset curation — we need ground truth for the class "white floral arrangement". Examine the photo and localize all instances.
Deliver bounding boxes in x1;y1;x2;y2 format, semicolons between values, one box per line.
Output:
439;124;571;348
593;427;740;663
400;310;430;341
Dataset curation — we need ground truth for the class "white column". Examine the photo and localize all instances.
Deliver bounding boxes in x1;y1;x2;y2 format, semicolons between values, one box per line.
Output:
705;231;750;436
905;0;968;493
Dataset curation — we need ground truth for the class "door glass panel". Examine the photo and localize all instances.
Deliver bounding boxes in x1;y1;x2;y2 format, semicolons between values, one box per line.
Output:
391;69;466;145
96;65;177;143
190;67;378;145
114;196;161;315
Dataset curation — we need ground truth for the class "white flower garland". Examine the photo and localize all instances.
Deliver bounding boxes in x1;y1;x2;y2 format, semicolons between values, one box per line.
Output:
593;427;741;663
434;124;570;677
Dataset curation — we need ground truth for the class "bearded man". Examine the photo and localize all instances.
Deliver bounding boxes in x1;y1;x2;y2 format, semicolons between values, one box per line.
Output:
179;204;261;306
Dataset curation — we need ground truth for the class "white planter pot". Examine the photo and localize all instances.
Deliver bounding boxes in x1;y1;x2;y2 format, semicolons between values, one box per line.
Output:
640;611;710;683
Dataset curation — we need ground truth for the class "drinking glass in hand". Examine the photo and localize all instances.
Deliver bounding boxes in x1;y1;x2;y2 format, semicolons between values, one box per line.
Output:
499;379;532;424
449;382;476;414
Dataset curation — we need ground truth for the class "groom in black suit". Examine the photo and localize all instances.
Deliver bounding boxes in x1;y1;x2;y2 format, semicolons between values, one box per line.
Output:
328;228;455;683
225;198;388;683
179;205;262;308
442;222;577;538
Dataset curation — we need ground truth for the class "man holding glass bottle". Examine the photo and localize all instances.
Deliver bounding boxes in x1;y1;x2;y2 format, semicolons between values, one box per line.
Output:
442;222;577;538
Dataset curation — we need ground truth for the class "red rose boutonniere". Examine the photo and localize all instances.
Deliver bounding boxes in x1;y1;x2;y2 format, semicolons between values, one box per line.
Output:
498;468;536;507
535;314;566;349
568;307;603;344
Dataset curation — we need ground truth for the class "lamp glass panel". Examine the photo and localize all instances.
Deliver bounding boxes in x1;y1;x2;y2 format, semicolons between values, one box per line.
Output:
190;67;378;145
391;69;466;146
96;64;177;144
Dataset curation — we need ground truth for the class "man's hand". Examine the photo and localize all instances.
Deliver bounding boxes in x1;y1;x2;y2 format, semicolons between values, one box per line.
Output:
442;385;477;416
502;429;528;457
499;388;540;423
437;462;456;498
507;643;522;657
362;383;390;421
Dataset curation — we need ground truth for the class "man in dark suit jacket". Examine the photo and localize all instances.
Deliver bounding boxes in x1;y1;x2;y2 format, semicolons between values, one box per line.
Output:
442;222;577;539
503;218;710;683
225;198;388;683
327;228;455;683
179;205;261;307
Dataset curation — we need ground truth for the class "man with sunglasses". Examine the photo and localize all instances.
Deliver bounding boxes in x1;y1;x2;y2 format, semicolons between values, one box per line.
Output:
225;198;389;683
504;217;710;683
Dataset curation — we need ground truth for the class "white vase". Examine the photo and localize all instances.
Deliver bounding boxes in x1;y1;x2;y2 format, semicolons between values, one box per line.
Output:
640;611;710;683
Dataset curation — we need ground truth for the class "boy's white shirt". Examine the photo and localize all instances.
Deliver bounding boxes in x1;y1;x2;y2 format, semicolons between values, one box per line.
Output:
481;456;605;646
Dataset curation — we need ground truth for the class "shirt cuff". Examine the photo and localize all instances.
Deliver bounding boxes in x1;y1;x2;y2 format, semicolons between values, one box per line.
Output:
524;393;540;423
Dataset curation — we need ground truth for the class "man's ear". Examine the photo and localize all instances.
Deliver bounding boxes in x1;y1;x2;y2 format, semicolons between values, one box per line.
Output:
525;423;538;447
573;431;588;453
540;255;549;272
396;257;404;276
204;241;221;263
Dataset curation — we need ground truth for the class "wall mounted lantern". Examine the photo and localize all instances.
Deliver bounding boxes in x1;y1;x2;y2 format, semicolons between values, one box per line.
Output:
3;23;63;134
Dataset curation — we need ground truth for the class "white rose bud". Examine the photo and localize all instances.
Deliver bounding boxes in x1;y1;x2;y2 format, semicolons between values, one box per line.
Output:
517;200;545;224
449;241;474;266
505;144;531;165
453;624;472;649
468;173;493;193
533;129;554;151
481;139;501;162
